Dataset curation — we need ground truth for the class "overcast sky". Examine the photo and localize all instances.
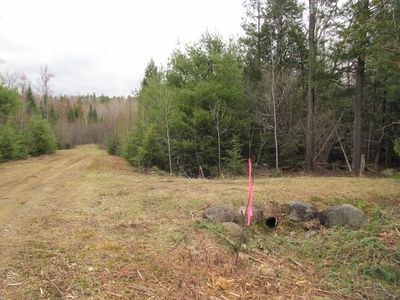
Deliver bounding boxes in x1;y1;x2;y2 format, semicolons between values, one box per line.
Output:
0;0;244;96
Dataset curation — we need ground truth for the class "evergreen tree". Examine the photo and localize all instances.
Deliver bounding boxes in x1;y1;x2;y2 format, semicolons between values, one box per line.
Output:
27;116;57;156
67;104;83;123
0;85;18;121
141;59;159;88
0;120;27;161
26;85;36;114
225;134;245;175
88;103;98;123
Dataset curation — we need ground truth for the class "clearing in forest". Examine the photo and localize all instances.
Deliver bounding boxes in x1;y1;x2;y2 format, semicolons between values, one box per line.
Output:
0;145;399;299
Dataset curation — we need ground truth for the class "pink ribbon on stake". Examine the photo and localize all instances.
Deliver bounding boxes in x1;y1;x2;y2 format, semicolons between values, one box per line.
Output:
246;158;254;226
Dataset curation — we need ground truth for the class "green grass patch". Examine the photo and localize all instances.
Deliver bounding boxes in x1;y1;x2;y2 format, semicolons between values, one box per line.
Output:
363;264;400;283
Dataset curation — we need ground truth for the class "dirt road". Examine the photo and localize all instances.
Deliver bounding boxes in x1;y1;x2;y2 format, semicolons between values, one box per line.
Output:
0;149;93;221
0;145;398;299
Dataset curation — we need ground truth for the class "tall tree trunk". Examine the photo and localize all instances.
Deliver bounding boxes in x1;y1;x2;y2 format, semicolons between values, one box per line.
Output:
217;123;222;177
255;128;267;166
129;96;132;131
272;62;279;170
306;0;316;170
20;100;25;129
352;55;364;174
166;122;172;175
351;0;369;175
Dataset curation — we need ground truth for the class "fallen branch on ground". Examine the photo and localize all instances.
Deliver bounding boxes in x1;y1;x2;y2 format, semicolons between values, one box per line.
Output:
191;203;211;220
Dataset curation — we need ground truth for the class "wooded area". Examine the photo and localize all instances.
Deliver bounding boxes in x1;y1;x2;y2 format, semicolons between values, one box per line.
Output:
117;0;400;177
1;0;399;177
0;66;132;161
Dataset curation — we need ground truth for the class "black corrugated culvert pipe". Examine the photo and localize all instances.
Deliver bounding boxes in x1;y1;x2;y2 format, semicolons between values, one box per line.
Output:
265;215;278;228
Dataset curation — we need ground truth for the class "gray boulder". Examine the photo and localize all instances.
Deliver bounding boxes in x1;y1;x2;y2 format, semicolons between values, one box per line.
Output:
234;205;264;224
319;204;367;227
281;201;318;221
203;204;236;223
222;222;243;238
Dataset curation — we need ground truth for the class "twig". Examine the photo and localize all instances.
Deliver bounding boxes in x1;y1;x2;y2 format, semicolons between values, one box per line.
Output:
137;269;143;279
395;227;400;238
212;230;236;246
378;121;400;132
335;129;352;173
131;285;156;297
149;272;165;289
65;277;76;293
6;282;22;286
0;258;8;264
314;111;344;161
289;257;308;272
104;290;123;298
42;271;63;296
239;252;266;264
191;203;211;220
227;291;241;298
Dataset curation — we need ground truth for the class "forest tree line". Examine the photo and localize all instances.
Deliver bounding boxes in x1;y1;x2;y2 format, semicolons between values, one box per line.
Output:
1;0;399;176
0;66;132;161
114;0;400;177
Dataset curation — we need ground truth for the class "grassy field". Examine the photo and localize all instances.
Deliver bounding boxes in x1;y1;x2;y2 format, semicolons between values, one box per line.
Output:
0;145;399;299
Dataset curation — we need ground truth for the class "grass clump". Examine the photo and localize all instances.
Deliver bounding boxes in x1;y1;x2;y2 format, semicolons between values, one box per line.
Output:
363;265;400;283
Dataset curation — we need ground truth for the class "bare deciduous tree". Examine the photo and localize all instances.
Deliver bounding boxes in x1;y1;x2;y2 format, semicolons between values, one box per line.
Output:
257;64;296;170
210;100;231;177
0;70;28;92
156;86;175;176
38;65;54;119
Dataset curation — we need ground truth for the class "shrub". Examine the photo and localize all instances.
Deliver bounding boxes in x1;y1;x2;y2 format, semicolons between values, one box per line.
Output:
123;124;165;168
106;132;118;155
0;86;18;120
394;138;400;157
27;116;57;156
224;134;245;175
270;168;283;177
0;120;27;161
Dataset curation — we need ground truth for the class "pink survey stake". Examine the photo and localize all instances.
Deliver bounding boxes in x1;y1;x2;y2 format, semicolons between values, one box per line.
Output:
246;158;253;226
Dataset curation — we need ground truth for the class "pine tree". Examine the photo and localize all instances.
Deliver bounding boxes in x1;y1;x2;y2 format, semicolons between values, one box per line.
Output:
88;103;98;123
225;134;245;175
141;59;159;88
26;85;37;114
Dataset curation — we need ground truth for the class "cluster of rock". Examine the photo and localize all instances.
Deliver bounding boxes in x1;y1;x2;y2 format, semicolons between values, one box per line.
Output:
282;201;367;227
202;201;367;232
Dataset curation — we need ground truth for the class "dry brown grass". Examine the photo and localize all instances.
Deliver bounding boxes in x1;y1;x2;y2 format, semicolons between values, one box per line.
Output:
0;145;399;299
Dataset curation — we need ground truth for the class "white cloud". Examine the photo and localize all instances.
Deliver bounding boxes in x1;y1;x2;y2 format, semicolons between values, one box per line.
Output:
0;0;244;96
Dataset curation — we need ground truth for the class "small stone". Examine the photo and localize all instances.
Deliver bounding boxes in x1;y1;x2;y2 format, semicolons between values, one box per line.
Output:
304;231;318;238
88;266;94;272
289;231;296;237
301;221;321;231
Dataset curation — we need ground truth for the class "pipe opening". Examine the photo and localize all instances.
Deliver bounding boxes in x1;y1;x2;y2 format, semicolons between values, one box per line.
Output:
265;216;278;228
